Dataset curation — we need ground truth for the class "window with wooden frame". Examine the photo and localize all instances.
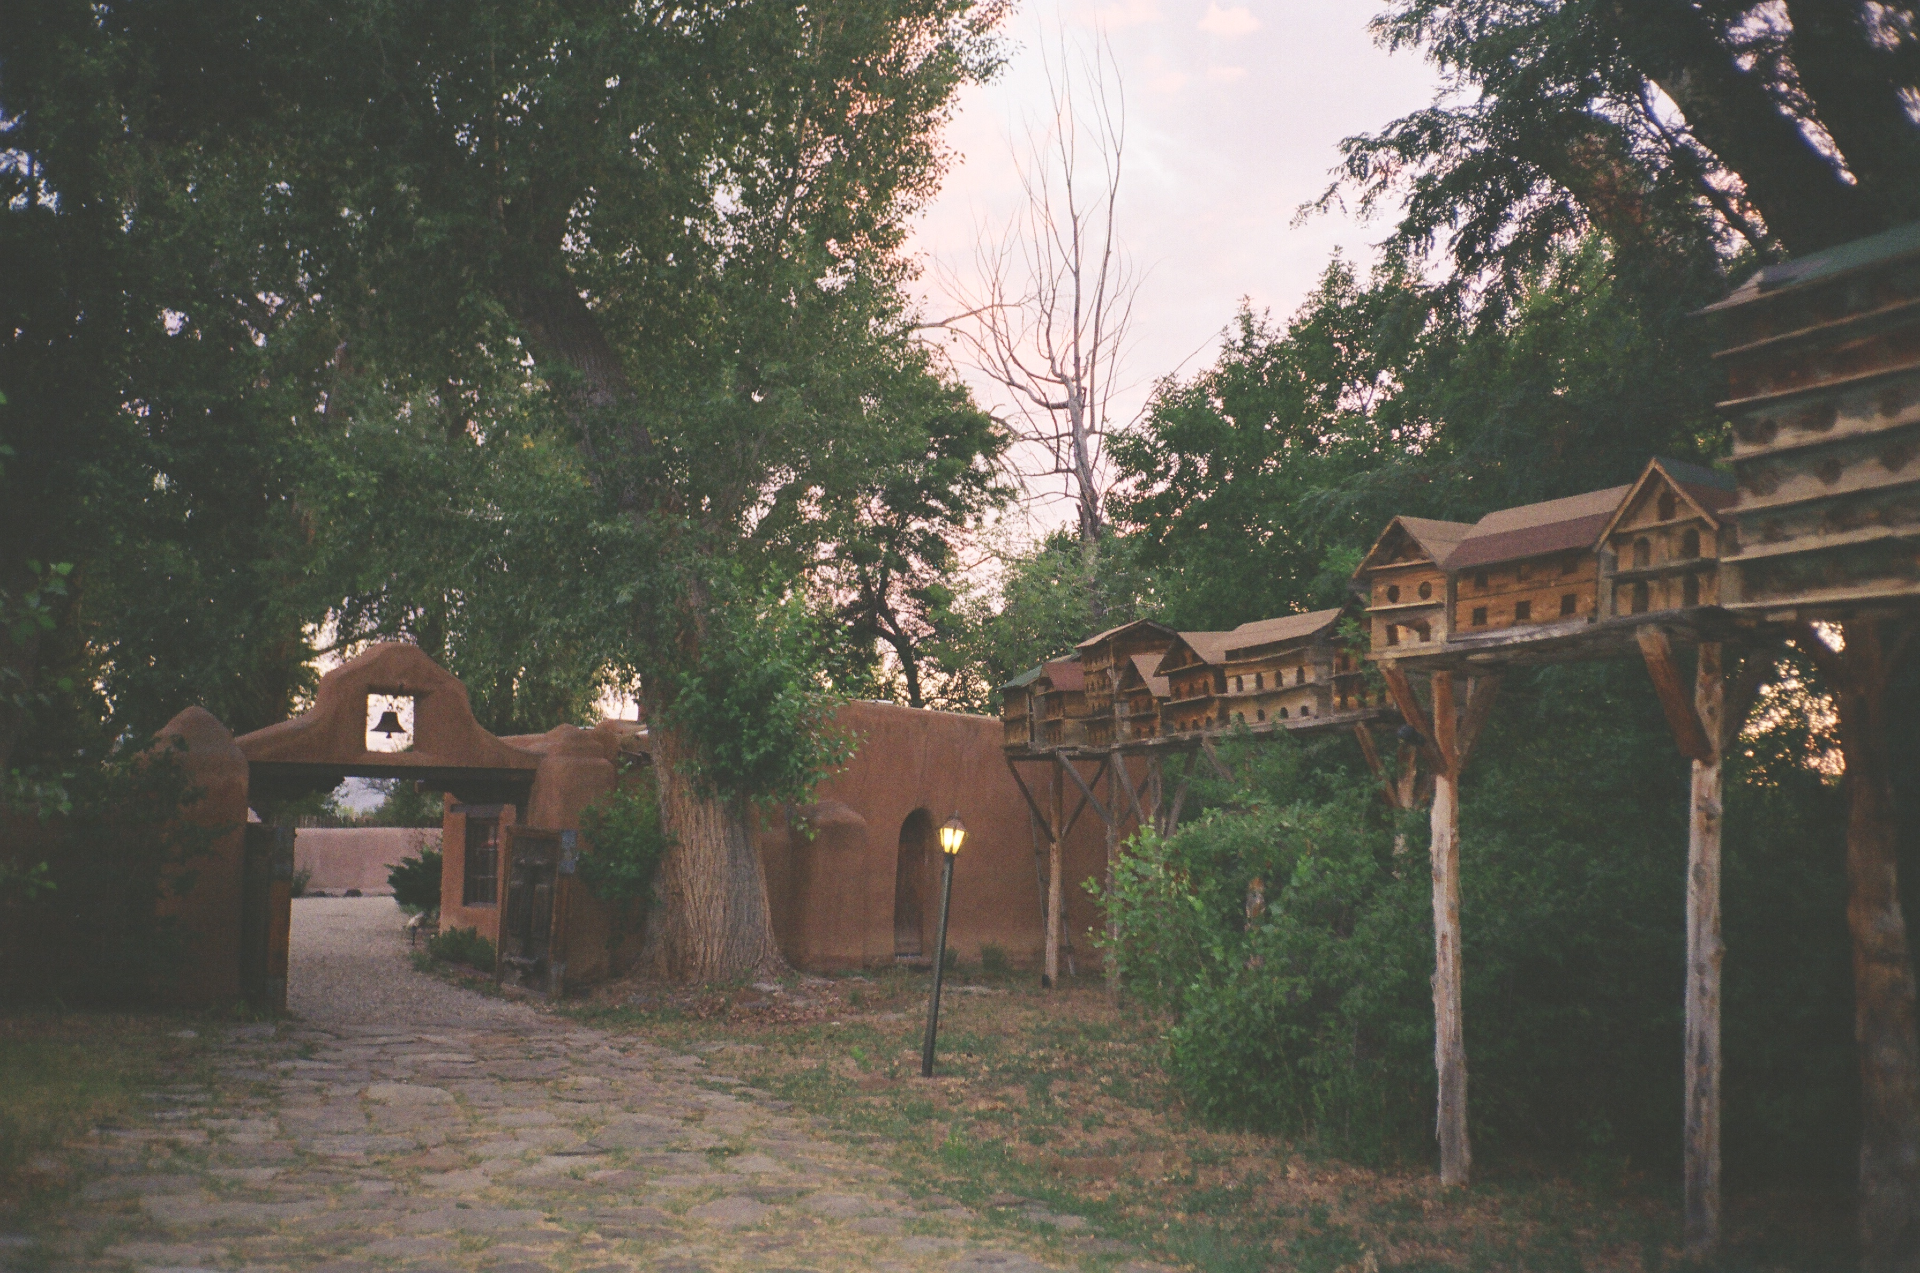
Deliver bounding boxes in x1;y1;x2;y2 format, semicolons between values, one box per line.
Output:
1514;600;1532;622
1560;593;1577;616
1472;606;1487;626
462;811;502;905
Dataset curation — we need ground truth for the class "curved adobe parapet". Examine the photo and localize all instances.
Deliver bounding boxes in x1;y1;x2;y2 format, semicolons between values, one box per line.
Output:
235;643;540;778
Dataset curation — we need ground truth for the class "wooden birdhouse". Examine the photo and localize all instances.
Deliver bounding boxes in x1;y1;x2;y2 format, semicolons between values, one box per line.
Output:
999;664;1043;750
1076;620;1178;747
1218;609;1345;728
1033;658;1089;749
1153;632;1233;735
1445;486;1629;636
1114;653;1171;741
1703;221;1920;614
1596;458;1735;618
1355;517;1473;657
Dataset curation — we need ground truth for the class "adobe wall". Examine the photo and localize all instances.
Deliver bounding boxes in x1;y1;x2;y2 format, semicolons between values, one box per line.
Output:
757;701;1114;973
294;827;439;896
435;725;619;984
154;707;250;1006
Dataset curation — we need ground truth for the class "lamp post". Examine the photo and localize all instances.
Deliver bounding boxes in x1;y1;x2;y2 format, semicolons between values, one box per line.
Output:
921;812;966;1078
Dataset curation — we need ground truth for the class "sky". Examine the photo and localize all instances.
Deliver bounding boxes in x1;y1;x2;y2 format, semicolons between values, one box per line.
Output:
905;0;1442;531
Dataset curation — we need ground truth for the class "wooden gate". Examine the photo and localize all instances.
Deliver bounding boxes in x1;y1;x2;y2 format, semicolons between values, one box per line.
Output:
240;824;294;1012
498;827;575;996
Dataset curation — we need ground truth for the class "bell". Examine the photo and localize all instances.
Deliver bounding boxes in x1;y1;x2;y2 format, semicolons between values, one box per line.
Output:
372;709;406;737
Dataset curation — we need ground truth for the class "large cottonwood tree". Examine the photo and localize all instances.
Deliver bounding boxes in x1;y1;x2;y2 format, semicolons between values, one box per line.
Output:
3;0;1005;981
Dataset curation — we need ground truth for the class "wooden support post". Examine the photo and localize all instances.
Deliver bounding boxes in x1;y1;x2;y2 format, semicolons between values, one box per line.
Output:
1045;762;1064;990
1683;641;1725;1258
1428;671;1470;1187
1105;751;1121;1001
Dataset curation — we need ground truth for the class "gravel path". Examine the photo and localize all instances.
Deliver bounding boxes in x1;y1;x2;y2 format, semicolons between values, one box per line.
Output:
288;898;534;1030
19;900;1171;1273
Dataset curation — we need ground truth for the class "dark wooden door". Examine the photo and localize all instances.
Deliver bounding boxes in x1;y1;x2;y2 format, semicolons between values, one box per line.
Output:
498;828;573;995
240;824;294;1012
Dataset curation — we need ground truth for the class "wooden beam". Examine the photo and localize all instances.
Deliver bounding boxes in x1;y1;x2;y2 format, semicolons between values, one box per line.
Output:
1058;755;1113;829
1636;626;1713;763
1380;662;1439;757
1005;757;1056;843
1684;641;1725;1258
1198;735;1233;783
1353;723;1385;778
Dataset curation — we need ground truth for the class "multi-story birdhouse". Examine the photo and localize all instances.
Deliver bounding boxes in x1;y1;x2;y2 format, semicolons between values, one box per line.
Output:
1703;221;1920;613
1075;620;1178;747
1114;653;1170;741
1596;457;1736;618
1154;632;1232;735
1033;658;1089;749
1218;609;1344;727
999;664;1043;750
1355;517;1473;657
1445;487;1630;637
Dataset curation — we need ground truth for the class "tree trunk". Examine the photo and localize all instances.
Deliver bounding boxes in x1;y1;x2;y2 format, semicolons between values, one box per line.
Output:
1684;642;1725;1257
644;719;788;983
1822;620;1920;1272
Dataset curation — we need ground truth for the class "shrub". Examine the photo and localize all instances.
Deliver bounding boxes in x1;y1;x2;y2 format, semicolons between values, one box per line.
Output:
979;943;1011;977
426;926;495;972
387;847;442;911
290;865;313;898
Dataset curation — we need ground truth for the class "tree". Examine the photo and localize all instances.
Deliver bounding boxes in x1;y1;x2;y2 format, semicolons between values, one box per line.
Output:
265;0;1003;981
1322;0;1920;298
932;31;1137;545
812;361;1009;708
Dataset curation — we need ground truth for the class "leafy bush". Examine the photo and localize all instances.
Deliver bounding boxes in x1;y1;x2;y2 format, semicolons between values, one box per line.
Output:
426;926;495;972
1102;661;1857;1181
979;944;1011;977
578;784;670;907
290;865;313;898
386;847;442;911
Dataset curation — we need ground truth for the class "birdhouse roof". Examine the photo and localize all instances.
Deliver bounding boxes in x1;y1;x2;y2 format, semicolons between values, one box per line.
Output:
1445;485;1633;571
1355;516;1476;575
1593;457;1736;546
1222;608;1345;659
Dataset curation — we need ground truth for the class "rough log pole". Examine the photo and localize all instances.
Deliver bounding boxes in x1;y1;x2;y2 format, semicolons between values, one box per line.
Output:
1635;625;1724;1255
1428;671;1470;1187
1045;763;1064;990
1105;752;1121;1001
1686;642;1725;1257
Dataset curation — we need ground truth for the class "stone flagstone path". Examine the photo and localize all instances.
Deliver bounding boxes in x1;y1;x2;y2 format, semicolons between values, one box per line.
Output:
17;899;1172;1273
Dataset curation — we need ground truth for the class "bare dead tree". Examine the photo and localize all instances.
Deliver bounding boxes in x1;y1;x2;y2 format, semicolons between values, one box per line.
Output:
929;31;1139;546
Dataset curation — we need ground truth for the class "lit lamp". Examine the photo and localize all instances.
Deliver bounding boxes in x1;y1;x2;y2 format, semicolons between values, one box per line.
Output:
920;812;966;1078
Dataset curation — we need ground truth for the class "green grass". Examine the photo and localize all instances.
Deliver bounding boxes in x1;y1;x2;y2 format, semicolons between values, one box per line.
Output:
0;1013;202;1222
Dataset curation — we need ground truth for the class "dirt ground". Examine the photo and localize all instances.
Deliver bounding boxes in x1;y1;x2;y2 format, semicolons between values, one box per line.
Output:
0;900;1852;1273
564;960;1855;1273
